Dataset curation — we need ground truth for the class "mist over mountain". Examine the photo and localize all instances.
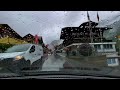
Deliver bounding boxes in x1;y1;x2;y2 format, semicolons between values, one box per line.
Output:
103;16;120;40
92;13;120;41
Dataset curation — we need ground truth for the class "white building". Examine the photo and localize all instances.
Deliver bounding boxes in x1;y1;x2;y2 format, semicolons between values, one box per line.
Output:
91;42;119;67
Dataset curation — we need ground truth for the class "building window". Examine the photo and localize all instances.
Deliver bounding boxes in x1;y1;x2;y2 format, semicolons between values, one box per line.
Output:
94;45;101;50
103;44;113;49
107;58;116;64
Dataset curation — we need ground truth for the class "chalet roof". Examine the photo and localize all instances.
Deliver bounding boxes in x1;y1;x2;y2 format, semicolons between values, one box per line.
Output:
79;21;98;27
0;24;23;40
23;33;34;39
23;34;44;44
61;21;111;32
0;24;11;28
60;20;113;41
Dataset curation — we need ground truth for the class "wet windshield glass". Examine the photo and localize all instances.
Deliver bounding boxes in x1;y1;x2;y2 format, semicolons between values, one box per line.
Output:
0;11;120;78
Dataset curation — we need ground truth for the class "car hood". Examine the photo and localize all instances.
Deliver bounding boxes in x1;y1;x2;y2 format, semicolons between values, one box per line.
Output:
0;52;25;59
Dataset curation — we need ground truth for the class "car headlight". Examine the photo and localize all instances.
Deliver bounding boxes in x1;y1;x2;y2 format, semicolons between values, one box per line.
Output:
14;55;23;61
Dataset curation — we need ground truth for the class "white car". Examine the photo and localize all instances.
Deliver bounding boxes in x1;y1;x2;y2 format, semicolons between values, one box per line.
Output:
0;44;44;73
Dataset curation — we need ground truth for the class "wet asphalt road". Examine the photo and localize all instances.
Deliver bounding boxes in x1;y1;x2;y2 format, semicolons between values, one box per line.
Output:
42;53;120;76
0;52;120;78
42;53;66;71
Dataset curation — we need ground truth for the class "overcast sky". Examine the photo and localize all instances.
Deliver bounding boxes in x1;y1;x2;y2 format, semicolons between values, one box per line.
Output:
0;11;120;44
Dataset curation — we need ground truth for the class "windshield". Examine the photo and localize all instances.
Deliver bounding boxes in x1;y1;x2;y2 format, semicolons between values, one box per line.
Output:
0;11;120;79
5;44;31;53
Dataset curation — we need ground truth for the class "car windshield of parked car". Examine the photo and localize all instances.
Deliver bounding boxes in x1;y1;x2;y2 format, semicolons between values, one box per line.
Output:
5;44;31;53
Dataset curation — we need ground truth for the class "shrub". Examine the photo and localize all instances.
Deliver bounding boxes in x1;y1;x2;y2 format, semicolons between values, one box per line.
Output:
79;43;93;56
72;51;76;56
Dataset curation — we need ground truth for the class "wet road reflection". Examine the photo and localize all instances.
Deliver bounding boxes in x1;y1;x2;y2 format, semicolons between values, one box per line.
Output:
41;52;116;76
42;53;66;71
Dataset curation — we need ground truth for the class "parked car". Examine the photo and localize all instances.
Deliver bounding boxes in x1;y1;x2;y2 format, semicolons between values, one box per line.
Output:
0;44;44;73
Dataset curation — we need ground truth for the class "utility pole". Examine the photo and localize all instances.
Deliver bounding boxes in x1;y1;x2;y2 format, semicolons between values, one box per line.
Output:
87;11;93;43
89;21;93;43
97;11;104;55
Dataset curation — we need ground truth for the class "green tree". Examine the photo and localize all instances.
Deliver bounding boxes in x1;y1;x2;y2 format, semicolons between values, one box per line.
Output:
79;43;93;56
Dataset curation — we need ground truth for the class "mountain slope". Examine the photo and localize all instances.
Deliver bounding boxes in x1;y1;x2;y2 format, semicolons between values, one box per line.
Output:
101;16;120;40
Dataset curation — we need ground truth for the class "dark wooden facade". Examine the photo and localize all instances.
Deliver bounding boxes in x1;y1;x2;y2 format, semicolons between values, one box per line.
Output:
23;33;44;44
0;24;23;40
60;21;112;46
23;33;35;43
